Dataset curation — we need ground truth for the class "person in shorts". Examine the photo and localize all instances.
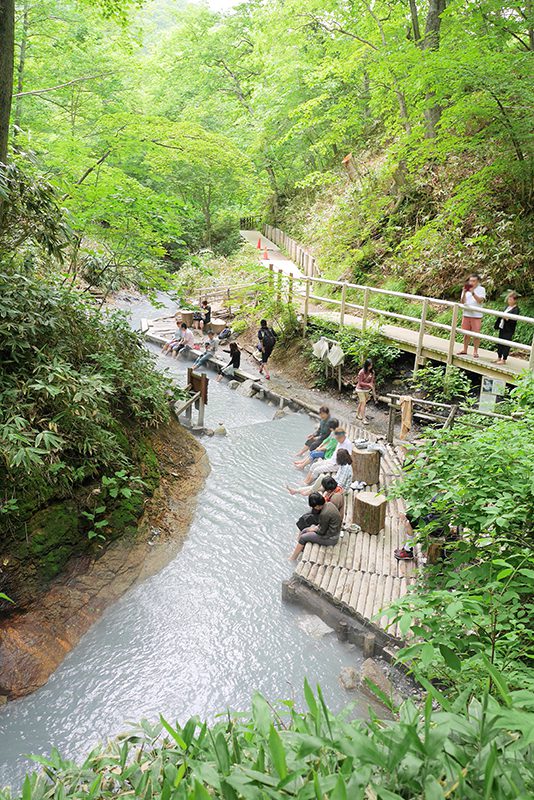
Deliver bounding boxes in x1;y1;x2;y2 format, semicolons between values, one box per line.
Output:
171;323;194;358
354;359;375;424
458;274;486;358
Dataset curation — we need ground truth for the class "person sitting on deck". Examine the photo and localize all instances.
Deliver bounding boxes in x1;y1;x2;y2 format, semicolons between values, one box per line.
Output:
161;314;182;355
294;406;331;457
288;449;353;499
170;323;194;358
289;493;342;561
193;330;219;369
216;342;241;382
304;428;353;485
293;418;339;469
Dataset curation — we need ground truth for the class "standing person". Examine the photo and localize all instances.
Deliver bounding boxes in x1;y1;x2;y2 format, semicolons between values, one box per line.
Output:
257;319;277;380
354;359;375;425
289;493;342;560
458;274;486;358
200;299;211;331
494;292;520;365
217;342;241;381
172;323;194;358
193;330;218;369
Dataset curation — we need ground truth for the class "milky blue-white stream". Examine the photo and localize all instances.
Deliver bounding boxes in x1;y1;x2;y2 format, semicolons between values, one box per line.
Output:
0;296;374;789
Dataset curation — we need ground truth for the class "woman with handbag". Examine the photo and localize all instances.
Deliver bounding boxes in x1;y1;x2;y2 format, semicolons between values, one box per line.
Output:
494;292;520;365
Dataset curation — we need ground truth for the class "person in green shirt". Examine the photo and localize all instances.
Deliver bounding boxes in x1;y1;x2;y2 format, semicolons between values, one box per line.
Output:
294;418;339;470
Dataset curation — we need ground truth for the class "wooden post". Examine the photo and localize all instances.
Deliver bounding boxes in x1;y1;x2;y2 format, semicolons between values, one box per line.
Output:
340;282;347;326
443;403;458;429
413;298;429;376
354;492;387;535
288;273;293;306
362;287;370;331
338;365;342;391
529;333;534;372
303;278;310;335
446;303;460;371
277;269;283;303
268;263;274;292
352;448;381;486
387;399;397;444
226;286;231;317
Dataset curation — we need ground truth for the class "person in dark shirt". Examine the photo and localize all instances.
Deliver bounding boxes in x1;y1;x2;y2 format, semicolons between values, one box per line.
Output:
257;319;277;380
494;291;520;365
200;299;211;330
294;406;331;457
289;493;342;560
216;342;241;382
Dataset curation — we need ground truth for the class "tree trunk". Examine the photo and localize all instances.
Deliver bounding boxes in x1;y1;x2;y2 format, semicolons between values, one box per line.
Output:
353;492;387;535
0;0;15;164
422;0;446;138
352;448;381;486
13;0;29;139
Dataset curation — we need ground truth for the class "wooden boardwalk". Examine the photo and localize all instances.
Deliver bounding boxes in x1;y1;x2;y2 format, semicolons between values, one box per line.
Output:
293;420;415;644
241;229;533;385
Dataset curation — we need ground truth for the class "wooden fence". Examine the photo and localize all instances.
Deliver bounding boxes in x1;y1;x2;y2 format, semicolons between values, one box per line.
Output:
263;224;320;278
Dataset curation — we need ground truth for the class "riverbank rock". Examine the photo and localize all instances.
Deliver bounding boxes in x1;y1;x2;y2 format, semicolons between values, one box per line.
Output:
228;380;239;390
0;419;210;701
297;614;333;639
236;379;257;398
213;424;227;436
339;666;359;690
360;658;401;704
273;408;287;420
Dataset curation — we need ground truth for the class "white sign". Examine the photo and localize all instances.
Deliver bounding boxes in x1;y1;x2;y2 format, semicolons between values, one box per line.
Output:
479;377;506;412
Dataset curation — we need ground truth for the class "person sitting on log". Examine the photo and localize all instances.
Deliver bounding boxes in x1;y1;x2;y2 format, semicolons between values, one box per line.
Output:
288;449;353;497
293;418;339;469
289;493;342;561
303;429;353;485
193;330;219;370
294;406;331;457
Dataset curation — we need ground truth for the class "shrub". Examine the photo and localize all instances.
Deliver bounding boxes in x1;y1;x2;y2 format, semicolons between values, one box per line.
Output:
411;364;473;403
4;682;534;800
308;318;401;381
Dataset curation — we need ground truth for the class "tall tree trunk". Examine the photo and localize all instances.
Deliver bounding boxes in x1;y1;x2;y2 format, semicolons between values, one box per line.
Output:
422;0;446;138
13;0;29;139
0;0;15;164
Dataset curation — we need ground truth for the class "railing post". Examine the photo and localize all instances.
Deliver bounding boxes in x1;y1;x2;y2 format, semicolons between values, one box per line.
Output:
303;278;310;335
288;273;293;306
446;303;460;371
529;333;534;372
340;282;347;326
226;286;231;317
277;269;283;304
387;399;397;444
268;263;274;292
413;298;429;375
362;287;370;331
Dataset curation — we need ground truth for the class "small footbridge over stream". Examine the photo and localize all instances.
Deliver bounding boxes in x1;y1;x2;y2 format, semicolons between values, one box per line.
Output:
241;227;534;386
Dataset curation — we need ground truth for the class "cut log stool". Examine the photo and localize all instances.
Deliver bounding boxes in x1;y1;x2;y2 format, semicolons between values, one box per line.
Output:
354;492;387;535
352;447;381;487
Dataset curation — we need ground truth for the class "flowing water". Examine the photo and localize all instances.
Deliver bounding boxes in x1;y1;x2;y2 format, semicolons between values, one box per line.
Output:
0;297;374;789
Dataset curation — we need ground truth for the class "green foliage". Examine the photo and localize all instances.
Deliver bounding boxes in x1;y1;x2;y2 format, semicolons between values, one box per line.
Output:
3;682;534;800
0;271;171;518
308;318;401;381
388;374;534;693
411;364;473;403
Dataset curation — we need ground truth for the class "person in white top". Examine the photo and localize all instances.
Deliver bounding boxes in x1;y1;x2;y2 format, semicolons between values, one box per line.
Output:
457;273;486;358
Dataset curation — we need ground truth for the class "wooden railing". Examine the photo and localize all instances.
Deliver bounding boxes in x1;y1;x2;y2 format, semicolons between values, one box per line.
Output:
291;273;534;373
263;224;320;278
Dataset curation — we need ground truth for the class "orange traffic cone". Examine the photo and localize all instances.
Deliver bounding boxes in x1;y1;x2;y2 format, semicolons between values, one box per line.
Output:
263;249;269;260
257;237;262;249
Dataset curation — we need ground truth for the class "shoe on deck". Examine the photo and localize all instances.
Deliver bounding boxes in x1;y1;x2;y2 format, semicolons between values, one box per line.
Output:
394;547;414;561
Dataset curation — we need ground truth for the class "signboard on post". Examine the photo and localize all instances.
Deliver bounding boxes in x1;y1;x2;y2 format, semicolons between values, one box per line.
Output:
479;377;506;412
187;368;209;406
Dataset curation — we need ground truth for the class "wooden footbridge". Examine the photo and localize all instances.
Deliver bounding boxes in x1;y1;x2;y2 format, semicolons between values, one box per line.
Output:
241;227;534;385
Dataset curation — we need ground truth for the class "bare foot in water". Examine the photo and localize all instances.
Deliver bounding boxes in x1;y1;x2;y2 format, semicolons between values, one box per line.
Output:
287;485;297;495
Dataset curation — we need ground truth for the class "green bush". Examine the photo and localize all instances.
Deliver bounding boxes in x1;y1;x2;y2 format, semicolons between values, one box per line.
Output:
0;272;173;519
411;364;473;403
4;681;534;800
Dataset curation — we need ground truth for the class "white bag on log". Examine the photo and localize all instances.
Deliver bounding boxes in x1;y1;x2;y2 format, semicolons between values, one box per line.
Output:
312;338;329;360
328;343;345;367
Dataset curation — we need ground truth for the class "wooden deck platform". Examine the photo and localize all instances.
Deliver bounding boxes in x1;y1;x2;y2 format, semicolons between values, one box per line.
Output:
293;421;416;644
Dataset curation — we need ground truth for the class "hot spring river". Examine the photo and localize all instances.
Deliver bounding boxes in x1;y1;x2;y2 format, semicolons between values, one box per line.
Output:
0;296;374;789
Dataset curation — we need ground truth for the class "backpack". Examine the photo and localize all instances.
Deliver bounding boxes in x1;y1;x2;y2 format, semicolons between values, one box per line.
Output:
260;327;276;349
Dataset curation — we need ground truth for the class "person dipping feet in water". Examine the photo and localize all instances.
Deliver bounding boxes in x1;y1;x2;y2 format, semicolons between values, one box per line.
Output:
294;418;339;470
288;448;353;499
193;330;219;370
294;406;331;457
257;319;277;380
216;341;241;382
289;493;342;561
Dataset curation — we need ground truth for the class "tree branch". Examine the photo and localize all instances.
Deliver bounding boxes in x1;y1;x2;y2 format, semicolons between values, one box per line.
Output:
13;72;115;98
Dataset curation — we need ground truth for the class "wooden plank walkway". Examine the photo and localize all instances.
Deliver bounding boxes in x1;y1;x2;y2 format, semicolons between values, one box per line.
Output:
241;229;530;385
293;420;415;643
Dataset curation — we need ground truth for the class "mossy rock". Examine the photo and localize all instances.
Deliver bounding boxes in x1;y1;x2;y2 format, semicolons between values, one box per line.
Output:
28;503;83;581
